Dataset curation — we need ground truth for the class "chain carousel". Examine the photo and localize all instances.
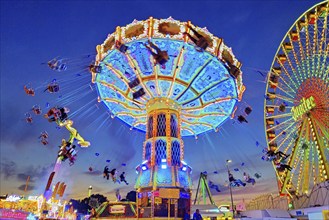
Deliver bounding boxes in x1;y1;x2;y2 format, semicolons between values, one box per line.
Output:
91;17;244;218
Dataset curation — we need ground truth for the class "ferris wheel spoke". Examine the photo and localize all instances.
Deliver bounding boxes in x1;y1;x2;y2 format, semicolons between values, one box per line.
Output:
266;117;294;132
266;112;292;120
301;147;311;193
279;127;300;152
311;25;319;79
273;77;296;98
280;119;308;193
298;121;311;194
268;119;298;145
310;117;329;180
296;151;305;193
310;146;317;186
276;59;300;90
288;35;306;81
304;11;316;80
317;42;329;79
295;26;311;81
288;148;303;191
319;45;329;79
315;11;327;78
304;26;314;80
268;92;295;104
275;73;297;95
282;44;303;87
286;152;301;193
312;116;329;139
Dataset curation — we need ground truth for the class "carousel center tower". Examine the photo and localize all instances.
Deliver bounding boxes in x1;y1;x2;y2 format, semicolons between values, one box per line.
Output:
92;17;244;218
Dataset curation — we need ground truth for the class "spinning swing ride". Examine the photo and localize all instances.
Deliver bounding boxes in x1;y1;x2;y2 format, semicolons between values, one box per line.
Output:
264;1;329;197
91;17;244;218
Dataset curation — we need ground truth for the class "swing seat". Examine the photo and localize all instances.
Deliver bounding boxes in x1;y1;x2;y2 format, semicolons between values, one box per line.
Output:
119;44;128;53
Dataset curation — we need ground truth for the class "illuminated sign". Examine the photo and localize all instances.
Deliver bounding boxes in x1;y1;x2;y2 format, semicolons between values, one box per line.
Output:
109;205;125;214
159;188;180;199
27;196;38;201
291;96;316;121
0;209;30;219
5;195;21;202
218;205;230;212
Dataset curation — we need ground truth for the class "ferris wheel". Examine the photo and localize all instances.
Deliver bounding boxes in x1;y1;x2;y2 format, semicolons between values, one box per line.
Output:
264;1;329;196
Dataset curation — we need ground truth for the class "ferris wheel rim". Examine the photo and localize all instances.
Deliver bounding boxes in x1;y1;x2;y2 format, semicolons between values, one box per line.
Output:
264;1;329;196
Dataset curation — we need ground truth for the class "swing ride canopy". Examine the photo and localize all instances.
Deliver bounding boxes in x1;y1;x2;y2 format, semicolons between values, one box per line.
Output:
92;17;245;136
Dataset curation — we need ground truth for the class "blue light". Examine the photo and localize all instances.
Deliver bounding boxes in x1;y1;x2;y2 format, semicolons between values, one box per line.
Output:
182;166;187;171
181;160;187;165
161;158;166;163
142;165;147;171
180;192;190;199
95;38;239;137
161;164;167;169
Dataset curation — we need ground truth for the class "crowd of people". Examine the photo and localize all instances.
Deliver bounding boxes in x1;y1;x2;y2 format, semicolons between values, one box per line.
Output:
58;139;77;166
263;148;293;172
103;166;129;185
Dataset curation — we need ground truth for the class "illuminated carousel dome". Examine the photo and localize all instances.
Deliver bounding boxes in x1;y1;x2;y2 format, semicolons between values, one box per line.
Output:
92;17;244;136
91;17;245;219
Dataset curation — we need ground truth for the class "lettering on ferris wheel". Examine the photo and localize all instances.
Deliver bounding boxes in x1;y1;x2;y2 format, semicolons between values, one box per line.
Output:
291;96;316;121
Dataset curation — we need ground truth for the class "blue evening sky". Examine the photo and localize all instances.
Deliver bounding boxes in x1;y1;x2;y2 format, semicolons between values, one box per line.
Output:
0;0;321;204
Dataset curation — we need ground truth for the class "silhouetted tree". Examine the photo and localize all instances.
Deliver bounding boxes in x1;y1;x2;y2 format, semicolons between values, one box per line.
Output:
69;194;108;214
125;191;136;202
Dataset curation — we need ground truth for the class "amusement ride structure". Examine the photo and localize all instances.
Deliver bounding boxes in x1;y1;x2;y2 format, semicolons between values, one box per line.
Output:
91;17;244;218
264;1;329;198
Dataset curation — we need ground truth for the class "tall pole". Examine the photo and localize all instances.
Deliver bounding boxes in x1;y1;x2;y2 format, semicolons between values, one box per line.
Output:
226;160;234;217
24;176;30;194
88;186;92;198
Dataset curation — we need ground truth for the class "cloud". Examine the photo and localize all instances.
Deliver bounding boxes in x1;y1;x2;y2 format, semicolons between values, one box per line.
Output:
0;160;17;179
18;184;36;191
16;163;54;183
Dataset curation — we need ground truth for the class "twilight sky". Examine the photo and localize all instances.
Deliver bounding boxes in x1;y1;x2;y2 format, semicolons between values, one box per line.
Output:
0;0;321;205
